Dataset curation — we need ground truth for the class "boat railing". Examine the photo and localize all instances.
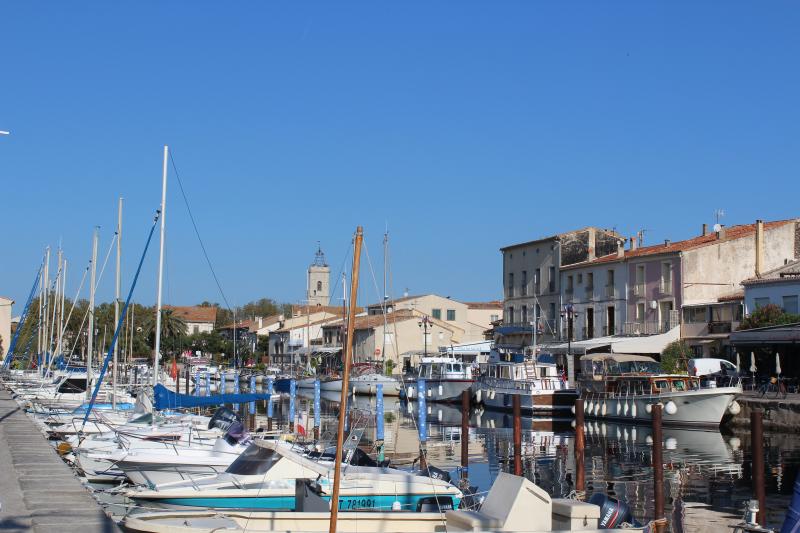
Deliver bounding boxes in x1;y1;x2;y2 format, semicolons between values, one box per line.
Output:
485;376;569;391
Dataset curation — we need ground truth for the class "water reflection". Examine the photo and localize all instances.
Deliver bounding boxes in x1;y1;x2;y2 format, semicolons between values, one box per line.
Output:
231;386;795;530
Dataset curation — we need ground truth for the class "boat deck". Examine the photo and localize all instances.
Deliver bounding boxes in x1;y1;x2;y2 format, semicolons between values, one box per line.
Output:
0;388;121;532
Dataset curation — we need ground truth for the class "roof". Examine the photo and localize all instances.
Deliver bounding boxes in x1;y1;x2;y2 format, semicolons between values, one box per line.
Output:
0;296;14;303
500;226;621;252
580;353;656;362
275;313;348;333
562;219;797;269
163;305;217;323
290;304;358;316
465;301;503;310
742;259;800;286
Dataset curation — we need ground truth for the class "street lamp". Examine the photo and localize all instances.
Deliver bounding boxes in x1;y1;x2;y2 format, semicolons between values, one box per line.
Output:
560;304;579;384
418;316;432;358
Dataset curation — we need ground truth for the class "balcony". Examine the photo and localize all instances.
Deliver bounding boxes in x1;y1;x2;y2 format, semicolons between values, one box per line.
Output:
602;325;617;336
584;285;594;298
534;284;541;296
659;279;673;295
548;281;556;293
605;285;616;298
565;285;574;295
708;321;732;334
582;326;594;340
622;317;680;336
633;283;645;297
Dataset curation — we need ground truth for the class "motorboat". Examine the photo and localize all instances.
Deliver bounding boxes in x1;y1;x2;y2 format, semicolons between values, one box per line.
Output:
126;439;463;512
402;355;474;402
473;350;577;413
122;471;648;532
578;353;742;427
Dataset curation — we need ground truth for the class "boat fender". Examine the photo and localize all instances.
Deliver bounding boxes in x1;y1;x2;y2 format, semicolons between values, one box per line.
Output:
664;401;678;415
616;401;622;416
587;400;594;415
645;403;652;414
589;493;639;528
571;404;576;415
601;402;607;416
392;501;402;511
475;389;482;404
623;402;629;416
780;477;800;533
727;400;741;416
631;403;637;418
665;437;677;450
438;385;443;396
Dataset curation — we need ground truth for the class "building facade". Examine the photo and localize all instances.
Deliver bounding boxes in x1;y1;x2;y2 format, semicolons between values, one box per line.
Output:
0;296;13;360
307;245;330;307
163;305;217;335
742;259;800;315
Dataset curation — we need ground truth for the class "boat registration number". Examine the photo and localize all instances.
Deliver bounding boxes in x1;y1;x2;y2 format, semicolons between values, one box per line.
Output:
339;498;376;510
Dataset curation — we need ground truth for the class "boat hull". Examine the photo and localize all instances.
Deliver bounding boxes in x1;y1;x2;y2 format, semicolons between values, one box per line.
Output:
478;386;577;412
402;379;473;402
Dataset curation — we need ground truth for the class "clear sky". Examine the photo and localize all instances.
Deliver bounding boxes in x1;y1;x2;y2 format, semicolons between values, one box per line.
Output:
1;1;798;313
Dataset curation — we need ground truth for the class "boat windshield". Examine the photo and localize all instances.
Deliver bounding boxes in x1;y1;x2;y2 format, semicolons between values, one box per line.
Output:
608;360;662;374
226;445;279;475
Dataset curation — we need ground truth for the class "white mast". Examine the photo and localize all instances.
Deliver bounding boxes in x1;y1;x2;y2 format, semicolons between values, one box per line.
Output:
87;228;98;399
42;247;50;371
382;230;388;369
59;257;66;362
113;197;123;408
153;146;168;389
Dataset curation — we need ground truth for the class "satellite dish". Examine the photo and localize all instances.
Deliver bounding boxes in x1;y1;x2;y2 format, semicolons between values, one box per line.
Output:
712;223;722;232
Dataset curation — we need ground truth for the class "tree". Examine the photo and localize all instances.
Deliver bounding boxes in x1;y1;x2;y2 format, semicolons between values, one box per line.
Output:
142;309;187;359
738;303;800;330
661;340;692;374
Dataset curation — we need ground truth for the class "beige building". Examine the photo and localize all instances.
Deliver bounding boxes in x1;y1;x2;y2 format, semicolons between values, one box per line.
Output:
268;305;355;364
164;305;218;335
0;296;14;360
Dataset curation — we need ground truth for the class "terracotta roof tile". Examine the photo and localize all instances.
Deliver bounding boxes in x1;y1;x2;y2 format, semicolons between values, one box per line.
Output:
465;301;503;309
163;305;217;323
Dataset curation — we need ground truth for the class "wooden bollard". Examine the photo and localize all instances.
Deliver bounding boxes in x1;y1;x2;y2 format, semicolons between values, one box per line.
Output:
652;403;665;531
751;409;766;527
512;395;522;476
461;390;470;480
575;399;585;497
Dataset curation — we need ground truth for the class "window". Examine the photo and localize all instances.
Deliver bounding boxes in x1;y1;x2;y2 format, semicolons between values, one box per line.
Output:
733;303;743;321
636;303;646;321
507;273;514;297
548;266;556;292
607;269;615;287
566;275;574;293
586;272;594;289
521;271;528;295
549;302;555;321
446;309;456;321
578;274;583;284
490;314;499;322
508;306;514;323
193;325;200;334
521;306;528;324
431;308;442;320
784;295;799;314
711;305;733;322
636;265;645;284
534;269;541;294
683;307;707;323
754;297;770;309
316;280;322;292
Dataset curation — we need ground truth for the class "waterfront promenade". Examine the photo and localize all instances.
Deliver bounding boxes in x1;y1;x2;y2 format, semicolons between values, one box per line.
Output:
0;389;119;533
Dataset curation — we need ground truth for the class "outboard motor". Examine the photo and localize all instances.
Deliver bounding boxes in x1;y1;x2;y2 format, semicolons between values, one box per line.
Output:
589;493;640;528
208;406;240;432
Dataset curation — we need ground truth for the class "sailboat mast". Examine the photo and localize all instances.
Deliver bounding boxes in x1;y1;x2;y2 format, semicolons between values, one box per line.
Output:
42;246;50;368
60;257;66;363
382;230;388;370
328;226;363;533
87;228;98;399
153;146;168;388
113;197;123;408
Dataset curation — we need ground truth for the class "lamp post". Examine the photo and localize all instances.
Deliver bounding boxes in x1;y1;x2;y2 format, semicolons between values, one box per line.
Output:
418;315;432;358
560;304;579;385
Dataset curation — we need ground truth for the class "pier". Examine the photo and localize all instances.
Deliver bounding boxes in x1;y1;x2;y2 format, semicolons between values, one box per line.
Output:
0;389;119;533
730;391;800;432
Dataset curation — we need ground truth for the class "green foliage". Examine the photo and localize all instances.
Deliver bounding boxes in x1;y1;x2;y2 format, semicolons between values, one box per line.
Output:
738;303;800;330
384;359;395;376
660;340;692;374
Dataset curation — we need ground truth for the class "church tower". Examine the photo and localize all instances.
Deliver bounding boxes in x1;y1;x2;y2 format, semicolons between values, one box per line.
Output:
307;244;330;307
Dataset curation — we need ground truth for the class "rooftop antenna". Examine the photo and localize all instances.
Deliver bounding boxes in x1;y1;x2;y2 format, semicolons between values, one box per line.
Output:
713;209;725;232
637;229;648;247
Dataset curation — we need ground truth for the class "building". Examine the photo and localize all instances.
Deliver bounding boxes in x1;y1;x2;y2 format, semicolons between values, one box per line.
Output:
499;227;622;346
365;294;500;344
307;245;330;307
268;305;352;365
741;259;800;315
163;305;218;335
321;308;461;373
0;296;14;360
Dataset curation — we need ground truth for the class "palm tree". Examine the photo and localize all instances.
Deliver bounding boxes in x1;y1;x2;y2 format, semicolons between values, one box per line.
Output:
143;309;187;359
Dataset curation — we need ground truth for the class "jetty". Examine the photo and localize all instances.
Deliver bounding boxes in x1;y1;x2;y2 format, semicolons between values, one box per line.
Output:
0;389;119;533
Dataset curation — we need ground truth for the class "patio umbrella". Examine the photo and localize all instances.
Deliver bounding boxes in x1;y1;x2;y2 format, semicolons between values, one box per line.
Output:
776;352;782;376
736;352;741;373
750;352;757;373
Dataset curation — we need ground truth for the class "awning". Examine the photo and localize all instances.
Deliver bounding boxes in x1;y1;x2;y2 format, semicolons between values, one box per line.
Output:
547;326;680;355
730;323;800;346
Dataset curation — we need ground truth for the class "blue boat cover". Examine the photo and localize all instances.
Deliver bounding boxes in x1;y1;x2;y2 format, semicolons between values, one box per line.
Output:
153;384;271;411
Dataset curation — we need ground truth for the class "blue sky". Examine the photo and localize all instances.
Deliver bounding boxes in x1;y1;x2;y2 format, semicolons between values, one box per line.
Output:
1;1;798;312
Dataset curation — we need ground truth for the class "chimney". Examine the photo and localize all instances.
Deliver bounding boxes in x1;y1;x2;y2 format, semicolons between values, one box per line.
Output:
702;223;708;236
617;239;625;258
716;225;726;240
664;239;671;247
755;219;765;277
587;228;596;261
258;316;263;329
630;236;638;251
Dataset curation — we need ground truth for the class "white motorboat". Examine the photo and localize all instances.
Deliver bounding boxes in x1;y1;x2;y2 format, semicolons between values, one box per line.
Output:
578;353;742;427
402;355;474;402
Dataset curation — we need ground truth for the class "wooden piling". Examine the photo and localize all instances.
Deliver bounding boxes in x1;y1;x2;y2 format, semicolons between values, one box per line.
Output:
461;390;470;480
751;409;766;527
512;395;522;476
575;398;585;497
653;403;665;531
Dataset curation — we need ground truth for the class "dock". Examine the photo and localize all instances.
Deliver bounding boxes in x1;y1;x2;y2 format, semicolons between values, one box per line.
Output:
730;390;800;432
0;389;120;532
